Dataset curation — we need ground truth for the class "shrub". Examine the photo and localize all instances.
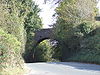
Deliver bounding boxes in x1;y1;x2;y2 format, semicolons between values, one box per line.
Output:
68;28;100;64
34;40;59;62
0;28;24;74
53;0;98;62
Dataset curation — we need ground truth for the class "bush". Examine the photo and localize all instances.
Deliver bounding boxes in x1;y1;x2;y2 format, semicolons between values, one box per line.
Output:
0;28;24;74
67;28;100;64
53;0;98;62
0;0;27;54
34;40;59;62
0;0;42;74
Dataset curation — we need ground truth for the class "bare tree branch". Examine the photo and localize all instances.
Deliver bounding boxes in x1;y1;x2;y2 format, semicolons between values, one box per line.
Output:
44;0;62;4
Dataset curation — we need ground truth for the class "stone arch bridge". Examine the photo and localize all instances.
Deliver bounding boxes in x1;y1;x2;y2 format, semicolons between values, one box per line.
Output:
25;28;54;63
33;16;100;45
33;28;54;46
25;16;100;62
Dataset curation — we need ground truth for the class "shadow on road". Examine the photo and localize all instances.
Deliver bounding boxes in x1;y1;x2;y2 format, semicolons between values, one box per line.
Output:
46;62;100;71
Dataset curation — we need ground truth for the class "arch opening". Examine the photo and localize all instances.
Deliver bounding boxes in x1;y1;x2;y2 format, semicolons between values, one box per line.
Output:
24;28;61;63
33;39;60;62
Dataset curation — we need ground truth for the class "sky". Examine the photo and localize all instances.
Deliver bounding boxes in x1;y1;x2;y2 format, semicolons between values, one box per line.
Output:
33;0;100;28
97;0;100;13
33;0;58;28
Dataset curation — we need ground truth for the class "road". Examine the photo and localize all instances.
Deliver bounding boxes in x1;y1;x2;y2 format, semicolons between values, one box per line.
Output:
24;62;100;75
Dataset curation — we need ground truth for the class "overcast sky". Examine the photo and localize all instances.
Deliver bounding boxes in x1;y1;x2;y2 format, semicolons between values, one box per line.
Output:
33;0;58;28
97;0;100;13
33;0;100;28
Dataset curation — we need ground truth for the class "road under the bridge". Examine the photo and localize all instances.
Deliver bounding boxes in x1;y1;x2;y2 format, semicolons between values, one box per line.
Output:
24;62;100;75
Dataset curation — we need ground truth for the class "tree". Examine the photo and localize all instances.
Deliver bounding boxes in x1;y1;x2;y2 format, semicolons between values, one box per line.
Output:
24;1;42;33
22;0;43;62
0;1;26;73
53;0;98;61
0;29;23;75
44;0;62;4
0;0;42;74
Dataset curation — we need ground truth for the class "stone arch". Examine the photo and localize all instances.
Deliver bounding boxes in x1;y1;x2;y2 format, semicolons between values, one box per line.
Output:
25;28;54;63
33;28;53;46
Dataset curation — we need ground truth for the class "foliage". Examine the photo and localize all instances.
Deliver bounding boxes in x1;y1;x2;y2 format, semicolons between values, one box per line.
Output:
24;1;42;33
0;29;24;74
53;0;98;61
23;1;43;62
34;40;59;62
68;28;100;64
0;67;24;75
0;0;42;73
23;32;35;62
0;0;42;74
0;0;27;74
54;0;97;42
0;0;27;54
56;0;97;22
0;0;42;63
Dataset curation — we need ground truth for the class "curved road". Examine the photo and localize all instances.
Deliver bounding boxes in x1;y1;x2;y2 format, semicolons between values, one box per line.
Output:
25;62;100;75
